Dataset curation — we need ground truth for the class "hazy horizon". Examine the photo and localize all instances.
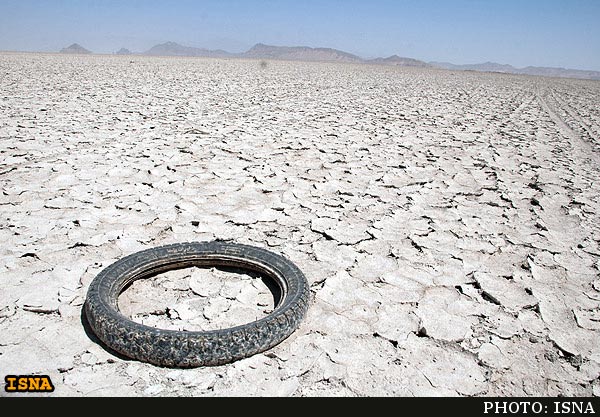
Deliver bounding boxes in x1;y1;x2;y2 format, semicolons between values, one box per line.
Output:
1;0;599;71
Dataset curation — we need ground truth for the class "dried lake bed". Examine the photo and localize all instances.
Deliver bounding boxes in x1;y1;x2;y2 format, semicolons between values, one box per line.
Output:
1;52;599;396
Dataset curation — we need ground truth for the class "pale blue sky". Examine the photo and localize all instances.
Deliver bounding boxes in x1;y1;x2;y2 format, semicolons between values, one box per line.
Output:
1;0;599;70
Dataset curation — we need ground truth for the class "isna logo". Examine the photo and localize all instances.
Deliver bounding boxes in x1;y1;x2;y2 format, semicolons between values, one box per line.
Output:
4;375;55;393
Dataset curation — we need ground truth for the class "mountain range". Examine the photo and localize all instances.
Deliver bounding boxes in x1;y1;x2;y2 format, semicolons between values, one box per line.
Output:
431;61;600;80
57;41;600;81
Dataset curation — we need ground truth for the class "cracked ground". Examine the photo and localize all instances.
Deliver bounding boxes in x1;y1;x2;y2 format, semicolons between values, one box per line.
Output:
1;52;599;397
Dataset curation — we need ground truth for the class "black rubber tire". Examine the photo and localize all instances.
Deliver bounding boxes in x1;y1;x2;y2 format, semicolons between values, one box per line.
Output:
83;241;310;367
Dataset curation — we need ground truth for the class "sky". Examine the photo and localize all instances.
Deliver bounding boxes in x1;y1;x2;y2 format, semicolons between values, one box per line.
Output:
1;0;599;70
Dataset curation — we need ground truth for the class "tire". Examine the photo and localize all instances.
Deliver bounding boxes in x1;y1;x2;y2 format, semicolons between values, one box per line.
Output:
83;241;310;367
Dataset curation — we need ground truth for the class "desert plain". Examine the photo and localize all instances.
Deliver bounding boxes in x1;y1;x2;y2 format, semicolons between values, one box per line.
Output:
1;52;599;396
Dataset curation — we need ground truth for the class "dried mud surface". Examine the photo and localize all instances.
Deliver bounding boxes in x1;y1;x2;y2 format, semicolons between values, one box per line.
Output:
1;53;599;397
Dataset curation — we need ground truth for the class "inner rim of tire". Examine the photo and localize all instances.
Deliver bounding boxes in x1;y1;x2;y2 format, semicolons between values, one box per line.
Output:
118;264;280;332
116;257;288;310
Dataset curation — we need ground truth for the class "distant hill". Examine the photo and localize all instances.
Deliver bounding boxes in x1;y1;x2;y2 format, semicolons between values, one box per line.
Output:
368;55;431;67
60;43;92;54
144;41;234;58
115;48;132;55
242;43;363;63
429;61;600;80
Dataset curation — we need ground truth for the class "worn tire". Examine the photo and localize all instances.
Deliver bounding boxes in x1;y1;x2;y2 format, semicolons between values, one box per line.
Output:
83;241;310;367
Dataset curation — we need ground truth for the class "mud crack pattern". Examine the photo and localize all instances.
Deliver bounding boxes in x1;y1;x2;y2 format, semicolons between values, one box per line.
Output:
0;53;599;396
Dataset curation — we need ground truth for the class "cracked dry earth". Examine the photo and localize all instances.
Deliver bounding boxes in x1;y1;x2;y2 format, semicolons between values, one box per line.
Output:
1;52;600;397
